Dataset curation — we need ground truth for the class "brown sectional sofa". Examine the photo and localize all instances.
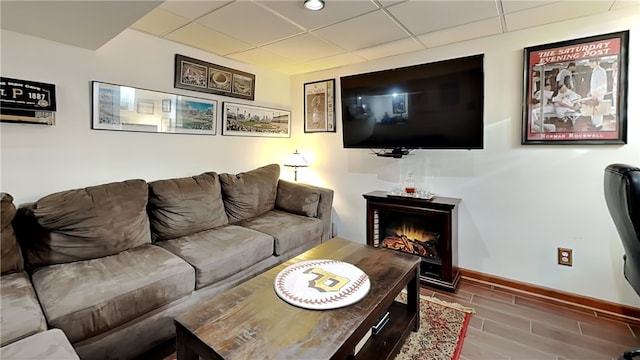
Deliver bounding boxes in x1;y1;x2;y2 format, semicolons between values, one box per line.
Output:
0;164;334;359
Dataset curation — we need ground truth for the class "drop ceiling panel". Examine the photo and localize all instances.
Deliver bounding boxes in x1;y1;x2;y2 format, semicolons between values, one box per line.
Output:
500;1;559;14
268;62;317;75
159;1;231;20
257;0;379;30
226;47;298;68
196;1;304;46
314;10;409;51
131;8;190;37
260;33;346;63
505;1;614;31
165;22;252;56
387;1;499;35
304;52;368;71
417;17;503;48
378;0;407;7
611;0;639;10
354;38;425;60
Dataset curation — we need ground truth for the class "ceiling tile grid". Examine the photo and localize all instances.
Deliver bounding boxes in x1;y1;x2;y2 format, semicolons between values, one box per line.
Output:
1;0;635;75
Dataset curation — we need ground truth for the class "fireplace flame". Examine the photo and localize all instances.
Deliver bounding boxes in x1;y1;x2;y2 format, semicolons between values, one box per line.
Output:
391;224;439;243
381;225;440;259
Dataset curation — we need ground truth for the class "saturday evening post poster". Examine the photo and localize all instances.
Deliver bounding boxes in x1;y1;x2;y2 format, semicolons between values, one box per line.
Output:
522;31;628;145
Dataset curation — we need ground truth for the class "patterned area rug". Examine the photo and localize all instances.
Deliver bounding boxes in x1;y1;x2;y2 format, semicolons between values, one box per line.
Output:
394;292;475;360
161;293;473;360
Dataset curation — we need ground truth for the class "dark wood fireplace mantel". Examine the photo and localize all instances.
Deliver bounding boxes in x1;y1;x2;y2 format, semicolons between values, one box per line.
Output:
363;191;461;292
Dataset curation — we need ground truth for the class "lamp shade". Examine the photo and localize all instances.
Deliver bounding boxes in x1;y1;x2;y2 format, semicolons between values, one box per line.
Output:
283;150;308;168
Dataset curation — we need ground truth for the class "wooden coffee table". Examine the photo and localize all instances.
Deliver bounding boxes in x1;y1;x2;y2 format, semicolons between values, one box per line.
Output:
174;237;420;360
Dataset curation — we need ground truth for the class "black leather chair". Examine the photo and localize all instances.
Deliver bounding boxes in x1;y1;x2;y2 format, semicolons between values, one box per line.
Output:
603;163;640;360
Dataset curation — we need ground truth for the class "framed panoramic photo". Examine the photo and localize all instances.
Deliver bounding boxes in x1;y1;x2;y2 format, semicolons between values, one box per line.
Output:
174;54;255;101
304;79;335;132
92;81;217;135
522;30;628;145
222;102;290;138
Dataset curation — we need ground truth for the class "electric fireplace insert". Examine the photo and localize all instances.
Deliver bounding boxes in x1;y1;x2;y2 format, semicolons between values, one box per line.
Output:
364;191;461;292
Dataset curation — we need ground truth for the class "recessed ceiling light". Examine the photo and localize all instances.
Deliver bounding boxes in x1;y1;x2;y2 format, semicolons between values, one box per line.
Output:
304;0;325;11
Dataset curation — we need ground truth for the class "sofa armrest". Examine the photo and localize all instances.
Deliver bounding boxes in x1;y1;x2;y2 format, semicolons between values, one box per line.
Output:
276;180;334;241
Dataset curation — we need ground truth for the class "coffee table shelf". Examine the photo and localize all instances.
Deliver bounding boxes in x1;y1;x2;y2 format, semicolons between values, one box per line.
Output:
350;301;417;360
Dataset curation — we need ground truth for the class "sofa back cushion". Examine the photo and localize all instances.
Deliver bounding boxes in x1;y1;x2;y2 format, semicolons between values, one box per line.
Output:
1;193;23;274
16;180;151;268
148;172;228;241
219;164;280;223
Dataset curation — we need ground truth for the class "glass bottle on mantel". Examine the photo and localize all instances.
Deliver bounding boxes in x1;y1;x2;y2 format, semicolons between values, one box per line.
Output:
404;171;416;194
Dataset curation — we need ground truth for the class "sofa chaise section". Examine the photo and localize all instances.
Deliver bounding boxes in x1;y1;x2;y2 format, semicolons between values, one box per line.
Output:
0;193;48;347
0;329;80;359
1;192;79;359
14;181;195;357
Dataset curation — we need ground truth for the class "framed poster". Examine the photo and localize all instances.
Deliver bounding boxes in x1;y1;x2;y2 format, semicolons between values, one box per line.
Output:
92;81;217;135
522;31;628;145
0;77;56;125
222;102;290;138
174;54;255;101
304;79;335;132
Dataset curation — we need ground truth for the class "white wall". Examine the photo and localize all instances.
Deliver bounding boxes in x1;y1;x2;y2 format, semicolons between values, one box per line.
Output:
0;29;296;202
291;9;640;307
2;8;639;308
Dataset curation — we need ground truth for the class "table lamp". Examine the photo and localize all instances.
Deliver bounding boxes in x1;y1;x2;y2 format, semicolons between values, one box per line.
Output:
283;150;308;181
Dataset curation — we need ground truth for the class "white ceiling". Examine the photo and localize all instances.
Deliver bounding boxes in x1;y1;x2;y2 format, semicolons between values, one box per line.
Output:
1;1;637;75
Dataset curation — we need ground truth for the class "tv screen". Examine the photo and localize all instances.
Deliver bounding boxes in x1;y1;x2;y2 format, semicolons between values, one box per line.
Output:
340;54;484;151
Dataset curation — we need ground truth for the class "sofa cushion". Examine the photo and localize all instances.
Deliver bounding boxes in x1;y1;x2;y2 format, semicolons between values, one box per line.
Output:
275;180;321;218
156;225;273;289
0;272;47;346
18;180;151;267
219;164;280;223
236;210;323;255
0;329;79;360
1;193;23;274
148;172;228;241
31;244;194;343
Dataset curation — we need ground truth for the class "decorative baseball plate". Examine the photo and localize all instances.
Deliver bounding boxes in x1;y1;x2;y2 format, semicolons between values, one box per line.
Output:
274;259;370;310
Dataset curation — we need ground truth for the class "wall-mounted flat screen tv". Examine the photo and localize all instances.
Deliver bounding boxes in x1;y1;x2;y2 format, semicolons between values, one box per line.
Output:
340;54;484;153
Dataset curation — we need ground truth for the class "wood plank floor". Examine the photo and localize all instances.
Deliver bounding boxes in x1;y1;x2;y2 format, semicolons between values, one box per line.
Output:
426;277;640;360
139;276;639;360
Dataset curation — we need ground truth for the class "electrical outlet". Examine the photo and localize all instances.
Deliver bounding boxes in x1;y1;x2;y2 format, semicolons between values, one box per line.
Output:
558;247;573;266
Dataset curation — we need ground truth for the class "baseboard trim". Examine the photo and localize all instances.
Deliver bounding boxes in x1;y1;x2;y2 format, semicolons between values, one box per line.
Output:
460;268;640;324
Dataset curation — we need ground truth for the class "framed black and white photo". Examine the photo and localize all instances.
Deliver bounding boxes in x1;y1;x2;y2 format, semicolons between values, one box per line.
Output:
174;54;255;101
304;79;335;132
222;102;290;138
522;31;628;145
